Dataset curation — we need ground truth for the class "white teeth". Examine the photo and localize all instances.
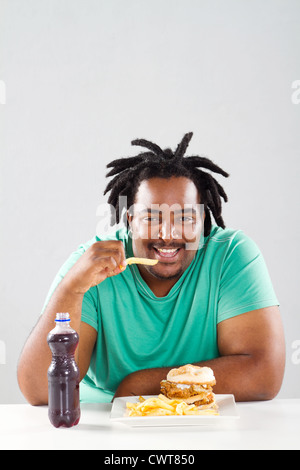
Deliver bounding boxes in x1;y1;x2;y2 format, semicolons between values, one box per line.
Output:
157;248;178;253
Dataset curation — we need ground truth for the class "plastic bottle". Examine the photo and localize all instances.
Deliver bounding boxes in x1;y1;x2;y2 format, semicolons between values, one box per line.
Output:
47;313;80;428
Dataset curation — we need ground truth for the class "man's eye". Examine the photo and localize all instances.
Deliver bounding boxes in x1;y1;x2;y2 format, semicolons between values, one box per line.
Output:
143;216;158;222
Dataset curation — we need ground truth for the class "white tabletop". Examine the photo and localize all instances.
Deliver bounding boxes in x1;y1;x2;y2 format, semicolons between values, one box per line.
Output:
0;399;299;450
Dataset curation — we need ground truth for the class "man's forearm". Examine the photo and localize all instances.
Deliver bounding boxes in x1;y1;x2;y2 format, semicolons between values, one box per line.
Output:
17;279;84;406
114;354;278;402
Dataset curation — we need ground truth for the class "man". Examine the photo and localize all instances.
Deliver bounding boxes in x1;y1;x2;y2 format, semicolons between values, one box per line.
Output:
17;133;285;405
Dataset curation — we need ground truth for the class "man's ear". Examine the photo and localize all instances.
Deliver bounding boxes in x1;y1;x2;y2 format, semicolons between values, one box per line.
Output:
127;210;133;227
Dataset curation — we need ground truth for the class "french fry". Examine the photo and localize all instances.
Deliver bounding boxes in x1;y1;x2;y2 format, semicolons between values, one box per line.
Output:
126;257;158;266
126;395;219;417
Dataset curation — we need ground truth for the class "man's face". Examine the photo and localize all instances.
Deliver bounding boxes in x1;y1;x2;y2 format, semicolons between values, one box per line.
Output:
128;176;204;281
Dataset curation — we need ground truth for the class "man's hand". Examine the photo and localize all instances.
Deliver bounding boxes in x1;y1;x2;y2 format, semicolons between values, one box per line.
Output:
63;240;127;295
113;307;285;402
114;368;168;399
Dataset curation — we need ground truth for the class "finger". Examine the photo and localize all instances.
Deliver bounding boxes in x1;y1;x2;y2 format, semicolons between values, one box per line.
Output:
92;242;126;267
93;255;119;273
92;249;124;269
104;264;125;278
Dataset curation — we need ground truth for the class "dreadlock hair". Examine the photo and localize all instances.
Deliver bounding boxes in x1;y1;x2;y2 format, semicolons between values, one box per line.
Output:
104;132;229;237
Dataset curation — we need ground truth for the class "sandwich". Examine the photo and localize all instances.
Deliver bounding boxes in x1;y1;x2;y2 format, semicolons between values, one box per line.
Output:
160;364;217;409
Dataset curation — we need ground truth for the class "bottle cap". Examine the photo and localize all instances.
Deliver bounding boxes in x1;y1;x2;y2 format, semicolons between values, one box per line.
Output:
55;312;70;323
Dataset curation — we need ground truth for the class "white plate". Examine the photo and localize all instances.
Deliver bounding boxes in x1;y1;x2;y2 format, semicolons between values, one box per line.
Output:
110;394;239;427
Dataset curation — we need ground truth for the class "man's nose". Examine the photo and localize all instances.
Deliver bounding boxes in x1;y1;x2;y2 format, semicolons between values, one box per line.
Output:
158;219;179;241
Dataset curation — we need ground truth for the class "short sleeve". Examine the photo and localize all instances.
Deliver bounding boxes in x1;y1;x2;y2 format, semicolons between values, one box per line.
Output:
40;237;98;315
217;232;279;323
40;249;85;314
81;287;99;331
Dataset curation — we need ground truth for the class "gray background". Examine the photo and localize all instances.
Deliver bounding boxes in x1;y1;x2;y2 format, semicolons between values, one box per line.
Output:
0;0;299;404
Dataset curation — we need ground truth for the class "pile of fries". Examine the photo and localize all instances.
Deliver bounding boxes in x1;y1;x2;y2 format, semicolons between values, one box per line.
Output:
126;394;219;417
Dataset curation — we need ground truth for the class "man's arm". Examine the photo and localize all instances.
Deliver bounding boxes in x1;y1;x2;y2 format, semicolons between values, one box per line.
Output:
17;240;127;406
17;281;97;406
114;306;285;401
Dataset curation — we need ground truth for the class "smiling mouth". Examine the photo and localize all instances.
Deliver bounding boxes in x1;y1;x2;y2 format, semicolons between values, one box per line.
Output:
152;246;183;260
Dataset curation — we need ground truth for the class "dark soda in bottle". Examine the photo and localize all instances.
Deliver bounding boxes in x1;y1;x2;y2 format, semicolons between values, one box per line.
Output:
47;312;80;428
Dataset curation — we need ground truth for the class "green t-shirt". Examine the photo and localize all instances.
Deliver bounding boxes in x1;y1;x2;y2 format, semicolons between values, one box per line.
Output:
42;226;279;403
